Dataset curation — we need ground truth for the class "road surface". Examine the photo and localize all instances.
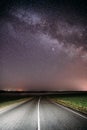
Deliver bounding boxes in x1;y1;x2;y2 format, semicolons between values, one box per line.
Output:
0;97;87;130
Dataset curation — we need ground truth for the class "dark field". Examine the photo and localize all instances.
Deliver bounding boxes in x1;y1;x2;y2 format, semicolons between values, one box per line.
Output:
0;92;31;108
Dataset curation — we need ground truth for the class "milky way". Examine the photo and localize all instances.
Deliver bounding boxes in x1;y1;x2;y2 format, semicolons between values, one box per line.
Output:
0;0;87;90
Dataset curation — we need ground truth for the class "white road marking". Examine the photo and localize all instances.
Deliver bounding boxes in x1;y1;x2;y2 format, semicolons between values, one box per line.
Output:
51;101;87;120
38;98;41;130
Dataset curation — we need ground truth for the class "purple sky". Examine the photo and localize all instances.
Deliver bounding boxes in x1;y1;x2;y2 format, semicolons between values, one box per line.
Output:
0;0;87;91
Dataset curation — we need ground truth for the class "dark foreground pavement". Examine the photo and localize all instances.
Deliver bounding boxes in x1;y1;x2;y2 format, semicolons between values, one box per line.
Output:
0;97;87;130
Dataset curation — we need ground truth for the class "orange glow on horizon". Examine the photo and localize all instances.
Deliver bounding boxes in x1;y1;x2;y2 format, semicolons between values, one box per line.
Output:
75;80;87;91
16;88;24;92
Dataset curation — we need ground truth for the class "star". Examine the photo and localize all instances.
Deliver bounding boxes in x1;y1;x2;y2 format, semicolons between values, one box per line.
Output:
52;47;55;52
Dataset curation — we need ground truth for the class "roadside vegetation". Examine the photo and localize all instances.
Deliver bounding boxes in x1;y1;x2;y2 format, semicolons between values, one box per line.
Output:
51;94;87;114
0;93;31;108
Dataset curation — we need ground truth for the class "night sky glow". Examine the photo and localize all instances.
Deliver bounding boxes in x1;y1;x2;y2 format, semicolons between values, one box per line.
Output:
0;0;87;91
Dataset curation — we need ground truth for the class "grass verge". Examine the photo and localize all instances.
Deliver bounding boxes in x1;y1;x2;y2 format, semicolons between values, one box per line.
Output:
51;95;87;114
0;93;32;108
0;98;30;108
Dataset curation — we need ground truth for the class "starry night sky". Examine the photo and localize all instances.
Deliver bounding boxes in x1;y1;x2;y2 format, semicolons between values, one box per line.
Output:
0;0;87;91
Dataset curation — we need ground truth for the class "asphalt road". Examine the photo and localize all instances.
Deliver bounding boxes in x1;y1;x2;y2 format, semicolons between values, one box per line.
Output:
0;97;87;130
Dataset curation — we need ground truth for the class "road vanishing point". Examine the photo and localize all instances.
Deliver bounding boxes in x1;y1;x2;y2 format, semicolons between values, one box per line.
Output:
0;96;87;130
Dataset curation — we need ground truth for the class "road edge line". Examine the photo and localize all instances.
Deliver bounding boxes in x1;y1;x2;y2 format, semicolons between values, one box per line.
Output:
50;100;87;120
0;98;33;114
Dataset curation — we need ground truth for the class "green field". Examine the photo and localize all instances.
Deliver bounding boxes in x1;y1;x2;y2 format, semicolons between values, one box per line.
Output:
51;95;87;114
